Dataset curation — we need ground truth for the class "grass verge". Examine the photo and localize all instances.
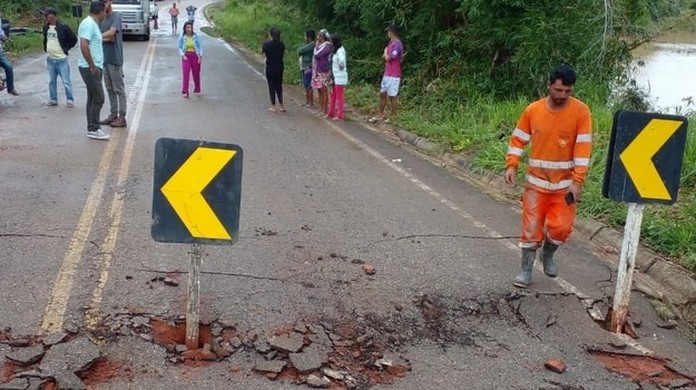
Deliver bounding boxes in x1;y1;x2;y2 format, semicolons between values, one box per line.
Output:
210;0;696;272
4;32;43;58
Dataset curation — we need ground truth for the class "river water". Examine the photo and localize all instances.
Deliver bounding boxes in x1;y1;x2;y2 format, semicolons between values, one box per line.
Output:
633;32;696;113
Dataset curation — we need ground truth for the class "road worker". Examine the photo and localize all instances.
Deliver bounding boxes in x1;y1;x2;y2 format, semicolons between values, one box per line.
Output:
505;64;593;288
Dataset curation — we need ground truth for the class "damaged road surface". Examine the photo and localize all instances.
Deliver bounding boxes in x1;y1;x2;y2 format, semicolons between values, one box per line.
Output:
2;1;696;388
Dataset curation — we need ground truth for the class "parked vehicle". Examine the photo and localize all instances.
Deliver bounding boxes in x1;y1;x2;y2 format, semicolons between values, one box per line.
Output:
112;0;158;40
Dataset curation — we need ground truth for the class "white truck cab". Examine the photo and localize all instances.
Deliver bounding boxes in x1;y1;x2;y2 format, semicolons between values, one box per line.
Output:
112;0;159;40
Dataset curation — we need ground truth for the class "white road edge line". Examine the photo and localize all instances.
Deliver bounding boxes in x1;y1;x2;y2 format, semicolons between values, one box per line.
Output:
84;40;158;330
40;39;156;334
323;120;655;356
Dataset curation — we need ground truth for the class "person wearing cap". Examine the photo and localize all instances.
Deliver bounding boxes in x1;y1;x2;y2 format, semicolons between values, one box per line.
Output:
0;12;20;96
368;24;403;123
43;7;78;107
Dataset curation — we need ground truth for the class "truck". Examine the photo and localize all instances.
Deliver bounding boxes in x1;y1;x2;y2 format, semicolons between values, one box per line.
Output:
112;0;159;40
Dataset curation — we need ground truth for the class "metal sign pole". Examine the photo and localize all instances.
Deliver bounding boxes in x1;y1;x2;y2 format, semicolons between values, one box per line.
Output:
186;243;203;349
610;203;645;332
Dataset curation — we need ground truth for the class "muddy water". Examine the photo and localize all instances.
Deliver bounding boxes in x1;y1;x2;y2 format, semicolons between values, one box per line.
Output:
633;31;696;112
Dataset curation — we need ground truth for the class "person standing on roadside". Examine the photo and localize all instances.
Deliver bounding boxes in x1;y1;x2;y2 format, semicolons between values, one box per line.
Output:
327;33;347;121
369;24;403;124
312;29;331;116
42;7;77;107
262;27;285;113
99;0;127;128
185;5;197;25
178;21;203;97
169;3;180;35
78;1;109;140
0;13;20;96
297;29;315;107
505;65;592;288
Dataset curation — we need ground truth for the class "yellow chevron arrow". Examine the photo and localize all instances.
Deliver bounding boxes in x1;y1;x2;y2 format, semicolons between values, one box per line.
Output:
619;118;683;201
161;147;236;240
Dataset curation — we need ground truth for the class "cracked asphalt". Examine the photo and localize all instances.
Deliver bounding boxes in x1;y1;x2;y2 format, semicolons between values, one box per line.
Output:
1;2;695;388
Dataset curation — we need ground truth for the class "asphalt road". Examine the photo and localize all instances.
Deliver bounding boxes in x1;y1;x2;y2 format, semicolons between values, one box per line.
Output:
1;3;695;389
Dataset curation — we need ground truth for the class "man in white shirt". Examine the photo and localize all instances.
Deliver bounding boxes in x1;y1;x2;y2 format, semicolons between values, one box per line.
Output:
42;7;78;106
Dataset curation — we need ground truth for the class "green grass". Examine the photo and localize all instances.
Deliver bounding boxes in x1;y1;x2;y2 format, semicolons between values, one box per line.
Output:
210;0;696;272
4;32;43;57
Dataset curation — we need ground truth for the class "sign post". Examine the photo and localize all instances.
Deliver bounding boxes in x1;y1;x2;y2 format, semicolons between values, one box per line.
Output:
152;138;243;349
186;243;203;349
603;110;687;333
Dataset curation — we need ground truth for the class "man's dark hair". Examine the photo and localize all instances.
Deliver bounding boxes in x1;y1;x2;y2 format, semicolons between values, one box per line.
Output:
387;24;400;35
306;29;316;41
269;27;281;43
549;64;577;86
90;1;105;15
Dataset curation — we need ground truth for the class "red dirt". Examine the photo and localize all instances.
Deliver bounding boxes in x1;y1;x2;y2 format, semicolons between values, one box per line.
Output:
41;380;57;390
78;358;133;387
592;351;693;386
1;360;17;383
150;319;213;349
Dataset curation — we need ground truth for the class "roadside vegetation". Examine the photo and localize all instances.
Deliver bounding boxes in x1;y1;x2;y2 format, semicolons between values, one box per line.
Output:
219;0;694;271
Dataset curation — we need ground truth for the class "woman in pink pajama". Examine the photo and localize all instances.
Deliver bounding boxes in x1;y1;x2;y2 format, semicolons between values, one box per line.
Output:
177;21;203;97
327;34;347;120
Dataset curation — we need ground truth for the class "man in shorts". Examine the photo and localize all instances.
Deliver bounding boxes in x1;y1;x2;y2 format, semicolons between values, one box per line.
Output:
169;3;180;35
369;24;403;123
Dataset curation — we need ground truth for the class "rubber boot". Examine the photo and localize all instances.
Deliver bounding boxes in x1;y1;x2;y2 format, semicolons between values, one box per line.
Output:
542;241;559;277
512;248;536;288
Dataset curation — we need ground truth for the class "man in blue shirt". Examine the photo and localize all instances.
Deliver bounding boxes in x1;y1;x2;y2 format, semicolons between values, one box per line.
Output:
78;1;109;140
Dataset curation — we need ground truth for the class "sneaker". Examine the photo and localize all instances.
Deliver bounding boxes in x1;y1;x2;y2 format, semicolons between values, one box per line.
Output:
368;116;382;123
47;101;58;106
86;129;111;140
99;114;117;125
110;117;127;128
8;90;20;96
66;101;74;108
182;92;189;98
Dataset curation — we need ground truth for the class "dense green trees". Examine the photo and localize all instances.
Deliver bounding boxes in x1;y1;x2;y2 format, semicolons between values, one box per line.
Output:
281;0;689;99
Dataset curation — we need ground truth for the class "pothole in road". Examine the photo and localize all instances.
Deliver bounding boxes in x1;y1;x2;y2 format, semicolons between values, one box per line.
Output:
589;350;694;388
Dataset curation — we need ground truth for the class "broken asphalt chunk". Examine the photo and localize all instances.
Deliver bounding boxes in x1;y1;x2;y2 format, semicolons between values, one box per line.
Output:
163;278;179;287
6;345;45;365
39;336;99;389
668;378;692;389
41;333;68;347
306;374;331;388
362;264;376;275
268;333;304;353
253;360;286;374
289;346;326;373
0;378;29;390
656;321;678;330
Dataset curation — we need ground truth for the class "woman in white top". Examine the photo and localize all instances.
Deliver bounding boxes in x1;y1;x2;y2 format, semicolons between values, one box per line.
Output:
327;33;347;120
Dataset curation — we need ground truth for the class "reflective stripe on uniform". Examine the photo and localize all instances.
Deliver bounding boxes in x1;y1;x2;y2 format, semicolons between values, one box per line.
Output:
526;175;573;190
574;158;590;167
507;146;524;156
528;159;574;169
512;128;530;142
576;134;592;143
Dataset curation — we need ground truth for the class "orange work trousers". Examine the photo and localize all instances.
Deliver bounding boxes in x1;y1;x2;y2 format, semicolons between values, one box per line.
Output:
520;187;577;249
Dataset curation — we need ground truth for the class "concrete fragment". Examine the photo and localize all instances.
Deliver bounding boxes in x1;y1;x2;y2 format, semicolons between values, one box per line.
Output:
375;358;393;368
41;333;68;347
544;359;566;374
26;378;46;390
656;321;678;330
0;378;29;390
254;339;271;353
6;346;45;365
669;379;692;389
163;277;179;286
211;324;223;337
306;374;331;388
322;368;345;380
289;346;326;373
609;340;628;349
64;323;79;335
268;333;304;353
131;317;150;328
39;336;100;390
253;360;286;374
265;351;277;361
138;334;153;342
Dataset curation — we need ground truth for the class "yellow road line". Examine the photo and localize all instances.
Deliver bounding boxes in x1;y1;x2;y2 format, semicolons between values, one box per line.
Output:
41;39;156;334
84;40;157;331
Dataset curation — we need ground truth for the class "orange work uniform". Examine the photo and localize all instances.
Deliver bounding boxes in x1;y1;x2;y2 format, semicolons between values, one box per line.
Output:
506;97;592;248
